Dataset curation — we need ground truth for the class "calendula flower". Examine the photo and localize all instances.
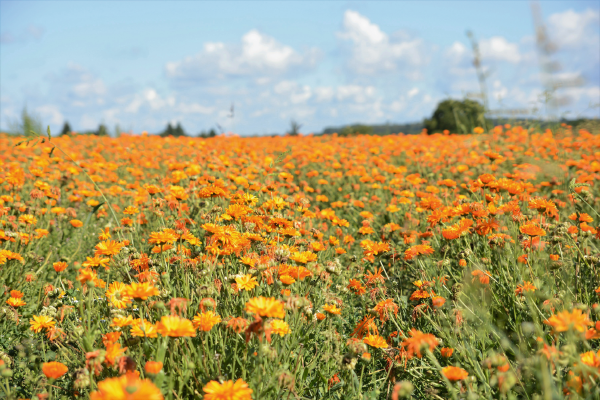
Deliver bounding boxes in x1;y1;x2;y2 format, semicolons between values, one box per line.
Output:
53;261;68;272
156;315;196;337
130;319;158;338
203;378;253;400
269;319;291;336
30;315;56;333
124;282;160;300
245;297;285;319
401;329;439;359
193;311;222;331
363;334;388;349
323;304;342;315
442;366;469;381
144;361;163;375
94;240;125;256
111;315;134;328
519;223;546;237
42;361;68;379
90;372;163;400
544;309;592;334
404;244;434;260
235;274;258;291
6;297;26;307
106;282;132;309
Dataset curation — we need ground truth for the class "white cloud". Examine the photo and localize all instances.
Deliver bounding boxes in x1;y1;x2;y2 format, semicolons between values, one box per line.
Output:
338;10;429;75
178;102;215;114
548;9;600;49
35;105;64;125
480;36;521;63
336;85;376;103
165;29;320;81
408;88;419;98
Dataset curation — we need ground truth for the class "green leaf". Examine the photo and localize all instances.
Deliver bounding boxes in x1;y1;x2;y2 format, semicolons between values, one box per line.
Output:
47;125;52;140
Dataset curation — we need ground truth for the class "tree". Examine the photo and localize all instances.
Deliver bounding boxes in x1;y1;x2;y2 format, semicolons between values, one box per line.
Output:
174;122;186;137
339;124;373;137
60;121;72;136
8;107;43;136
424;99;485;134
95;123;108;136
287;119;302;136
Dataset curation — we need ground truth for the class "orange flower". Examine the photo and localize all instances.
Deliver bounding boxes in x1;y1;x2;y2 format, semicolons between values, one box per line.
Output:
373;299;398;322
404;244;434;260
269;319;291;336
124;282;160;300
6;297;26;307
363;334;388;349
442;366;468;381
90;372;163;400
70;219;83;228
279;275;296;285
441;347;453;358
544;309;592;334
323;304;342;315
245;297;285;319
53;261;68;272
156;315;196;337
193;311;222;331
42;361;68;379
144;361;163;375
519;223;546;237
235;274;258;291
130;319;158;338
10;290;24;298
94;240;125;256
401;329;439;358
203;378;253;400
515;281;537;296
30;315;56;333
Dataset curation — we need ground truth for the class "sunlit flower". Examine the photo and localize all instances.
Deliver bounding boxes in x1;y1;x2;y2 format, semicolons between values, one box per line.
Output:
442;366;468;381
363;334;388;349
245;297;285;319
30;315;56;333
193;311;222;332
90;372;163;400
156;315;196;337
203;378;253;400
269;319;291;336
235;274;258;291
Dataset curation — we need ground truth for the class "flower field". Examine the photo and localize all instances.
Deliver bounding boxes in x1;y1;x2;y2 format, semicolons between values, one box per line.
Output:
0;125;599;399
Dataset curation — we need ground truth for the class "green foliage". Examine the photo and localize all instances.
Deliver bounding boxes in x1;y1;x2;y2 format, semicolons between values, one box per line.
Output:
60;121;72;136
424;98;486;134
8;107;44;137
339;124;374;137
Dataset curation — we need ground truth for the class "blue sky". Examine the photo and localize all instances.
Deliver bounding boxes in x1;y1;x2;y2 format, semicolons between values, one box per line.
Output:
1;1;599;135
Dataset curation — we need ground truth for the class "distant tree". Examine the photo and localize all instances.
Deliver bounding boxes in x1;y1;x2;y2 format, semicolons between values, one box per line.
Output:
287;119;302;136
339;124;373;137
424;99;485;134
208;128;216;137
174;122;186;137
60;121;72;136
8;107;43;136
95;123;108;136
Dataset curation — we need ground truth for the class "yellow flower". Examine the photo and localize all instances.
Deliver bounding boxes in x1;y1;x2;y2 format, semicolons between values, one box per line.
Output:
130;319;158;338
156;315;196;337
245;297;285;319
363;334;388;349
30;315;56;333
269;319;291;336
235;274;258;291
106;282;132;309
193;311;222;332
203;378;253;400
